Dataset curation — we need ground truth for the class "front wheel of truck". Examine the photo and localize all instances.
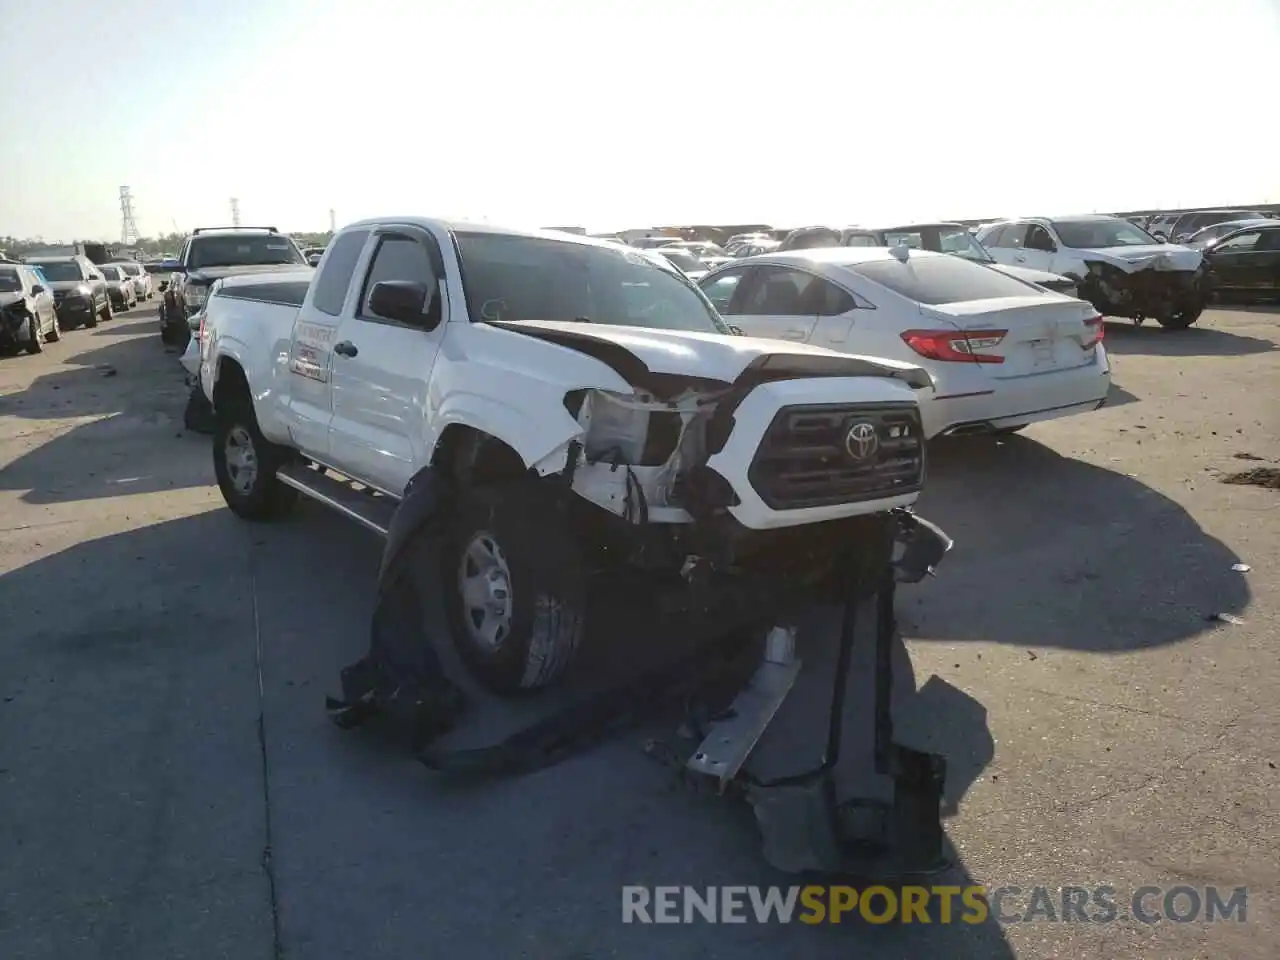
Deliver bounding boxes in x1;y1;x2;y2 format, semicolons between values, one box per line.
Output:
212;398;299;521
1156;302;1203;330
441;482;586;696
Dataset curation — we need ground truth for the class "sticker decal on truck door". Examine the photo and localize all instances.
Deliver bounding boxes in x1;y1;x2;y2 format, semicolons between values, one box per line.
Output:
290;321;334;383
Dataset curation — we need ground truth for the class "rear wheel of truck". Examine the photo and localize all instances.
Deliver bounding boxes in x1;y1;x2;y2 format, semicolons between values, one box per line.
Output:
441;483;586;696
212;396;298;521
46;312;60;342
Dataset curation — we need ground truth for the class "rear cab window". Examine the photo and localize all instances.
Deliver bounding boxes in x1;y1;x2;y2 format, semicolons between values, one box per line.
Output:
186;234;307;270
848;254;1040;305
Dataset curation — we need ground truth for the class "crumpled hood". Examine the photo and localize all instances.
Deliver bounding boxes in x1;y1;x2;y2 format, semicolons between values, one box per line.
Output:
187;264;314;284
988;262;1073;287
487;319;933;390
1079;243;1203;273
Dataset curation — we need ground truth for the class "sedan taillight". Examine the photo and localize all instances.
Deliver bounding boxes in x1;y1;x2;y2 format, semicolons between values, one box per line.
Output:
1082;313;1105;349
901;328;1007;364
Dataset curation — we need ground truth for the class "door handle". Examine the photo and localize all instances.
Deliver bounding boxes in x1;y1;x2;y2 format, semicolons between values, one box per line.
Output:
334;341;358;357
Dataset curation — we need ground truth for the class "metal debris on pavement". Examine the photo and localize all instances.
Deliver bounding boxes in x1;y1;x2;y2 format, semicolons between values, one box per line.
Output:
1220;467;1280;489
1232;563;1251;573
1207;613;1246;625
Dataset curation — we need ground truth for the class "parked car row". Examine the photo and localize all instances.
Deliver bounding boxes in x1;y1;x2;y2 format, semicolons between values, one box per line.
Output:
0;248;165;356
1136;208;1274;244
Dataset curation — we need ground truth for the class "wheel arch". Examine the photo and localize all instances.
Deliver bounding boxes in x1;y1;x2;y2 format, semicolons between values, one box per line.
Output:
431;423;531;488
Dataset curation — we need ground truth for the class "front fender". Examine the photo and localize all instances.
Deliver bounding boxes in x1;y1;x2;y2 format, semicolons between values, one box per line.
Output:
426;322;638;474
430;393;587;477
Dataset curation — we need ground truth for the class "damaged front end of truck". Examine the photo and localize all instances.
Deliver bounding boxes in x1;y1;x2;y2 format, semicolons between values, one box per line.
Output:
1076;254;1207;328
520;339;934;605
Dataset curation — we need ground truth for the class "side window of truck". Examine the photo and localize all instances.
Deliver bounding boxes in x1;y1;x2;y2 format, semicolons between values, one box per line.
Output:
358;234;441;323
312;229;370;316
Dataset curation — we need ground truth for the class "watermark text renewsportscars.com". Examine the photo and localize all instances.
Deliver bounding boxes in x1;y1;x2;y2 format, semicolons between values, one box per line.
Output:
622;885;1249;925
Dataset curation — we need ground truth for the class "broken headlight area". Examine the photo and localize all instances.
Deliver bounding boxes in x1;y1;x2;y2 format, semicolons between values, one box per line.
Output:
1081;261;1205;317
0;302;31;343
563;386;735;524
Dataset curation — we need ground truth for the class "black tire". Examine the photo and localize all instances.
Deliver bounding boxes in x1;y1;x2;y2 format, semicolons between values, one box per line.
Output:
84;304;99;329
441;482;586;696
100;301;113;323
45;311;60;343
24;314;43;354
211;395;299;521
1156;304;1202;330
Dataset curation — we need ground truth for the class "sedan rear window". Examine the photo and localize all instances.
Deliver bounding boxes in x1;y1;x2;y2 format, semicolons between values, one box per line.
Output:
849;254;1040;305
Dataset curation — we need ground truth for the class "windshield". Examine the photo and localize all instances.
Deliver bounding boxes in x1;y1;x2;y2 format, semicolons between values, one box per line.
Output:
455;232;730;334
680;243;726;258
101;266;121;280
656;250;706;272
938;227;995;262
849;253;1041;305
187;235;306;269
1052;218;1156;249
29;260;84;281
0;270;20;292
786;229;841;250
1192;220;1268;247
119;263;140;275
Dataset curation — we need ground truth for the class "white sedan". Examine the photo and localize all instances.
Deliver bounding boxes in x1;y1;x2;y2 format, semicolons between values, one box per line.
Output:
697;246;1110;439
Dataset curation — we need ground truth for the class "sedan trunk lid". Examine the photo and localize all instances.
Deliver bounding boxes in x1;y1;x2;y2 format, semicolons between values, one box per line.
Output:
919;295;1101;377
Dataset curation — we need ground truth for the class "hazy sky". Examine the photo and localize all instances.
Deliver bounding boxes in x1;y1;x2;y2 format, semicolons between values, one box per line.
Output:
2;0;1278;240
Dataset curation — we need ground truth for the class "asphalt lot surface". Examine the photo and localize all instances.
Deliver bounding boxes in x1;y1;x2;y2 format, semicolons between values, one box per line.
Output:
0;300;1277;959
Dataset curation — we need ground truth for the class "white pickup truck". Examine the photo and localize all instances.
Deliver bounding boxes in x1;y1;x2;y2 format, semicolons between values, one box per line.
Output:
199;218;933;694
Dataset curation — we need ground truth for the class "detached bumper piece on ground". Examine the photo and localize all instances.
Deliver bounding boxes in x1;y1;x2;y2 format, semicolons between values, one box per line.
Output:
327;487;955;880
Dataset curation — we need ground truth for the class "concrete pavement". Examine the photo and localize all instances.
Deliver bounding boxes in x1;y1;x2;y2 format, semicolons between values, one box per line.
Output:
0;302;1276;958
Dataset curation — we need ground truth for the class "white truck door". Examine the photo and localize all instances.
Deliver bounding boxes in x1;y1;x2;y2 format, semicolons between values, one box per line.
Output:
282;227;373;458
327;225;448;494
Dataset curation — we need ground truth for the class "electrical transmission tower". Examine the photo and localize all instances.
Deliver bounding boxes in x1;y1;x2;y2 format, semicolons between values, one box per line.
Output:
119;186;140;245
230;198;241;227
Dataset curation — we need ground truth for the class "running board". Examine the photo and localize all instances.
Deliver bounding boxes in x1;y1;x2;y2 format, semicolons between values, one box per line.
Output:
685;626;801;792
275;462;397;537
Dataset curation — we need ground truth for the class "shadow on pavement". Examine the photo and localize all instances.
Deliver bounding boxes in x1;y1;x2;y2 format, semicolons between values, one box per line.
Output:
241;505;1015;958
1102;320;1276;357
0;502;1016;958
914;435;1249;651
1103;380;1140;408
0;321;201;505
0;511;274;960
0;327;175;423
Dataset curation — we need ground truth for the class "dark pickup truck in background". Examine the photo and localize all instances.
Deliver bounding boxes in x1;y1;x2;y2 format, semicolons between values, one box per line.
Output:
161;226;312;347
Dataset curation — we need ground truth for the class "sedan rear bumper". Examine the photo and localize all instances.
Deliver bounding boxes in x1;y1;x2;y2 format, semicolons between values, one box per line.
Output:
922;347;1111;438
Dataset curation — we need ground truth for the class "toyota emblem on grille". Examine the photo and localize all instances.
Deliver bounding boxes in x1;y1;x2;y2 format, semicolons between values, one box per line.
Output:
845;421;879;461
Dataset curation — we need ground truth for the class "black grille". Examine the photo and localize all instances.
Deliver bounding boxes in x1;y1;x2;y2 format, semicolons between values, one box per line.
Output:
748;402;924;510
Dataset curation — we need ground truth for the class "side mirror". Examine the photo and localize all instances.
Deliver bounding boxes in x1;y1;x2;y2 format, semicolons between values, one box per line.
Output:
31;284;45;295
728;325;745;336
1155;236;1168;244
369;280;438;328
